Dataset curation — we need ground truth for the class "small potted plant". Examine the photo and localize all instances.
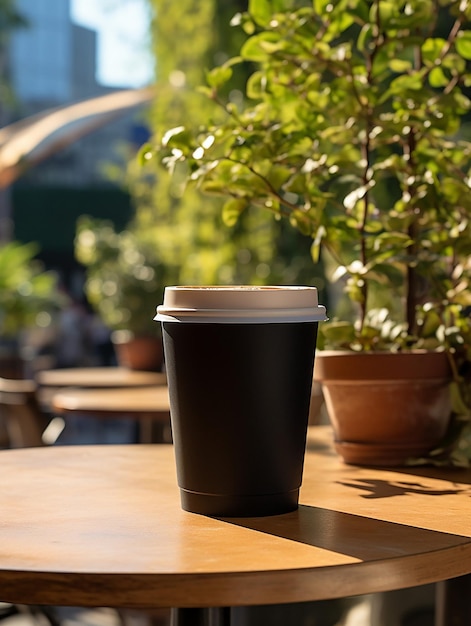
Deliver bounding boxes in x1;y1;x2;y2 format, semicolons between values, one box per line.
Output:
146;0;471;465
75;217;177;371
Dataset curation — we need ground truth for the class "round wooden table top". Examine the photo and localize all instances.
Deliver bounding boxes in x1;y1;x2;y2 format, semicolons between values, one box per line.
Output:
36;367;166;389
0;426;471;610
51;385;170;418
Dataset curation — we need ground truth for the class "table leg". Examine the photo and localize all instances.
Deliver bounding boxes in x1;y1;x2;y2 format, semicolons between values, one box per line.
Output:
139;416;154;443
138;415;170;443
170;608;231;626
435;573;471;626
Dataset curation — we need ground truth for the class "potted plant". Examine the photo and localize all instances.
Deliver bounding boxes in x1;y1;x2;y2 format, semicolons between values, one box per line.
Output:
75;217;177;371
0;241;64;377
146;0;471;465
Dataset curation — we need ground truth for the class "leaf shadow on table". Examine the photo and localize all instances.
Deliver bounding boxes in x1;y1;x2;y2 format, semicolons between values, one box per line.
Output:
336;476;471;499
386;463;471;485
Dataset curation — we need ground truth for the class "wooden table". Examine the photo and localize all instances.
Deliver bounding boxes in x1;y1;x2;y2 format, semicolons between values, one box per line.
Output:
36;367;166;389
51;386;171;443
0;426;470;626
36;368;168;444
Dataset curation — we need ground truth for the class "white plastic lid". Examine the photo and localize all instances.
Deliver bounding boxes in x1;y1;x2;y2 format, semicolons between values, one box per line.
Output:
155;286;327;324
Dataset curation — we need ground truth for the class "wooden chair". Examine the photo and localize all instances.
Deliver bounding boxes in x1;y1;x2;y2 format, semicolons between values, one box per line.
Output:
0;377;62;448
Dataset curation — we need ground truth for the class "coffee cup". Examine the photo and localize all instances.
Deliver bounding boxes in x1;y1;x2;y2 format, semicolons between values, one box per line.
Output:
155;286;326;517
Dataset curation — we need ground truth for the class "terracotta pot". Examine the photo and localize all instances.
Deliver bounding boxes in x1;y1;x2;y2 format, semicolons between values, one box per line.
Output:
112;331;164;372
0;339;24;379
314;350;452;466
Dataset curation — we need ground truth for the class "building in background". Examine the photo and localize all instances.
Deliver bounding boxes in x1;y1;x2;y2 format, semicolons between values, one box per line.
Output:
8;0;148;187
4;0;151;287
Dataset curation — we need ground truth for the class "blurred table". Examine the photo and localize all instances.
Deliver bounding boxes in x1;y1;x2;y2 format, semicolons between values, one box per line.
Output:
0;426;470;626
36;367;166;389
51;385;171;443
36;367;168;444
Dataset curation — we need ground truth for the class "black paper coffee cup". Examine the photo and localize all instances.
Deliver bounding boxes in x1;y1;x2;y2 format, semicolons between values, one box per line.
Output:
155;286;327;517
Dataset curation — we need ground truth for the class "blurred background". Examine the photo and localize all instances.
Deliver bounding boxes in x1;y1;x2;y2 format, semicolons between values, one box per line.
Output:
0;0;326;379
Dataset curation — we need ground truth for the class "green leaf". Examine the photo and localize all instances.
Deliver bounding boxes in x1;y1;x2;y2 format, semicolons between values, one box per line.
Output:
456;31;471;60
429;66;449;88
388;73;424;93
450;381;471;416
369;1;395;26
137;143;153;167
222;198;247;226
314;0;332;15
161;126;191;148
419;309;442;337
442;53;465;74
248;0;285;25
366;264;404;287
202;180;229;195
290;210;314;236
357;23;373;52
421;38;447;65
267;165;292;189
373;232;413;251
388;59;412;73
320;321;357;348
241;33;280;62
206;66;233;89
246;71;265;99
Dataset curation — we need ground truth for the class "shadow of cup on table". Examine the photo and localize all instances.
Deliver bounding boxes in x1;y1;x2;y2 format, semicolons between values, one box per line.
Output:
217;504;471;561
155;285;327;517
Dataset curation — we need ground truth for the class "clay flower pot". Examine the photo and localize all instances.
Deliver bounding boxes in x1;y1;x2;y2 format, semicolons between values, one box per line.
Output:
314;351;452;466
112;331;164;372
